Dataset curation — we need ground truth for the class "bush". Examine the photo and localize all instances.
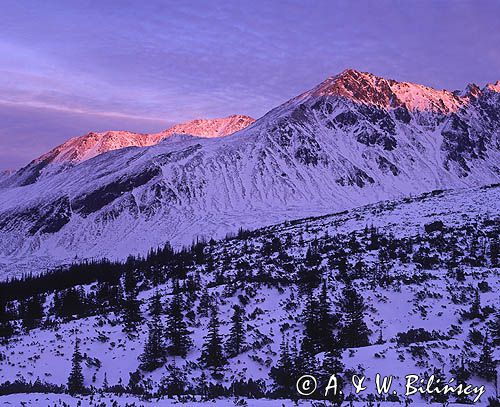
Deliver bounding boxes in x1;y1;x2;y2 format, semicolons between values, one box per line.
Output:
396;328;442;346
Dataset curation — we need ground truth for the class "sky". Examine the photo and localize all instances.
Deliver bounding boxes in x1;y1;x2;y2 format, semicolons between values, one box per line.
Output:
1;0;500;169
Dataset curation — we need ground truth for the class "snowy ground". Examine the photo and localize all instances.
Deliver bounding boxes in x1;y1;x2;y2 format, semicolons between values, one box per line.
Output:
0;185;498;405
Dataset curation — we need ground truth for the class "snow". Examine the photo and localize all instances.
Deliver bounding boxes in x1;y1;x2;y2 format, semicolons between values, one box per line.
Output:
1;71;499;277
0;185;498;405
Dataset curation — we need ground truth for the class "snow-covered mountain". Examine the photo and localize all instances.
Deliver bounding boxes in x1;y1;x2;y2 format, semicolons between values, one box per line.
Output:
1;69;499;276
160;114;255;139
1;115;254;187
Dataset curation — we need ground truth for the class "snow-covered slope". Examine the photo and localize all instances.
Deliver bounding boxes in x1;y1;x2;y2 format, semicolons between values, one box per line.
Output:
0;69;499;276
2;115;254;187
1;184;498;404
160;114;255;138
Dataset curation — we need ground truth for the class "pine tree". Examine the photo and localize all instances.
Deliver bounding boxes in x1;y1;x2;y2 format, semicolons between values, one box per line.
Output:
467;289;482;319
320;344;345;405
197;287;211;318
298;245;322;289
165;291;192;357
451;357;471;403
269;336;295;398
67;338;85;395
199;305;226;375
225;305;246;357
338;283;371;348
148;289;163;317
489;311;500;346
297;337;317;376
195;371;209;399
121;269;142;334
0;299;14;341
477;336;496;382
127;369;145;395
429;368;449;404
102;372;109;392
158;363;187;397
19;293;45;330
301;292;321;355
375;328;385;345
139;312;166;371
317;281;337;351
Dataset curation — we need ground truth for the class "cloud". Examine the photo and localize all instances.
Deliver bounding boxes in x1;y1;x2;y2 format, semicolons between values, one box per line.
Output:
0;103;171;169
1;0;499;168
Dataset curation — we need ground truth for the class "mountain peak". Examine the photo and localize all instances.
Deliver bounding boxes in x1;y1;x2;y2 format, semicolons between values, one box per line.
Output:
486;80;500;93
305;69;465;113
30;115;254;166
310;69;395;106
35;130;161;165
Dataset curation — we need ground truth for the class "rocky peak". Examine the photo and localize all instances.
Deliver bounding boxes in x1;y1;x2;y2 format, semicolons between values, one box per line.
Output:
304;69;466;114
485;80;500;93
464;83;482;98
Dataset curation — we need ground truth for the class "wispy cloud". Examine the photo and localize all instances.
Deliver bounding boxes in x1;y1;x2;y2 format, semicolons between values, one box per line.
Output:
1;0;500;168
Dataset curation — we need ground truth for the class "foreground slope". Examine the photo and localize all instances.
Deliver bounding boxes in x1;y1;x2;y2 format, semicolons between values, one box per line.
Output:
0;184;498;404
1;70;500;276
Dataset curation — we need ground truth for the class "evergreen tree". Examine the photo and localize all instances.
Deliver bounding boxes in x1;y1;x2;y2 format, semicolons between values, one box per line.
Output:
121;269;142;334
320;345;345;405
477;336;496;382
0;299;14;341
158;363;187;397
53;287;86;320
165;291;192;357
148;289;163;317
19;293;45;330
194;371;209;399
197;287;212;318
298;245;322;289
317;281;338;351
269;336;295;398
489;311;500;346
102;372;109;392
225;304;246;357
375;328;386;345
301;292;321;355
139;312;166;371
467;289;482;319
450;357;471;404
67;338;85;395
199;305;226;375
127;369;145;395
338;283;371;348
429;368;449;404
297;337;317;376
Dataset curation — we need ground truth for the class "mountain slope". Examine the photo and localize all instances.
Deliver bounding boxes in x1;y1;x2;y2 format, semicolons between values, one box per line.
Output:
1;115;255;187
1;184;498;403
160;114;255;138
0;70;499;276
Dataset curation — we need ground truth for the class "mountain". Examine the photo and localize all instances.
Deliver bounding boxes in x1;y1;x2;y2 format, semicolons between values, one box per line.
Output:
0;69;499;277
0;169;14;181
1;115;254;187
1;184;498;403
160;114;255;138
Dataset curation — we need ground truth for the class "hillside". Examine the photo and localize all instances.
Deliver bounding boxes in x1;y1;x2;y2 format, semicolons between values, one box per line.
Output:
0;70;499;277
0;184;498;405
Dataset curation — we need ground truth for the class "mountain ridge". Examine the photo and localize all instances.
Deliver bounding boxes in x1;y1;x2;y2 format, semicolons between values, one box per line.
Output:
1;114;255;187
0;69;499;276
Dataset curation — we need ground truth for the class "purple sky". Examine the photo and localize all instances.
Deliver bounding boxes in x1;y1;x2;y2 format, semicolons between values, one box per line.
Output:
1;0;500;169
